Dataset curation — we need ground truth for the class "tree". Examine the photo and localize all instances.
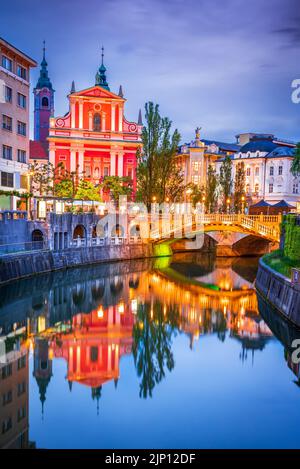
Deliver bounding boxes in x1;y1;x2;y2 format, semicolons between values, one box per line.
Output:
29;161;54;196
186;183;205;207
75;180;101;201
53;179;73;198
205;165;218;213
233;162;246;213
219;155;233;212
136;102;181;207
291;143;300;177
101;176;133;202
53;163;83;199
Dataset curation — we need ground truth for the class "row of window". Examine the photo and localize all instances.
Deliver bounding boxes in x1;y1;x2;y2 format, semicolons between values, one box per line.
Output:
4;86;27;108
245;166;283;177
2;382;26;406
1;356;26;379
1;55;27;80
2;145;26;163
2;406;27;434
2;114;26;135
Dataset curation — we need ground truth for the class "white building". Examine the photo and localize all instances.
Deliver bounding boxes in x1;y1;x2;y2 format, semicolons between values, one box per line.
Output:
217;136;300;205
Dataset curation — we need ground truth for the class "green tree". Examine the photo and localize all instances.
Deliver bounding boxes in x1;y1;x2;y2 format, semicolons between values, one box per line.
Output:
75;180;101;201
29;161;54;196
137;102;181;207
101;176;133;202
53;179;73;198
233;162;246;213
205;165;218;213
186;183;205;207
291;143;300;177
219;155;233;212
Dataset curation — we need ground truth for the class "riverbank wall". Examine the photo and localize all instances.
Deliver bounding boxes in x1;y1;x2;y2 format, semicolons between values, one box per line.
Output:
0;243;155;285
256;258;300;327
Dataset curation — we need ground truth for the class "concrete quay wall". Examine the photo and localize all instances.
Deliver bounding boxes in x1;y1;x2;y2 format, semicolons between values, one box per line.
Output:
0;244;154;285
256;258;300;327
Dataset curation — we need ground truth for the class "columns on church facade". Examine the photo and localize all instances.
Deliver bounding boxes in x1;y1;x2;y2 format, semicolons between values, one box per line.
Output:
111;105;116;132
118;152;124;177
78;149;84;174
70;149;77;173
118;104;123;132
110;151;116;176
71;100;76;128
79;101;83;129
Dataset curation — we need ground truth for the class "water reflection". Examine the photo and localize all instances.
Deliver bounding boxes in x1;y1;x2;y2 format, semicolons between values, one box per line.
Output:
0;254;299;448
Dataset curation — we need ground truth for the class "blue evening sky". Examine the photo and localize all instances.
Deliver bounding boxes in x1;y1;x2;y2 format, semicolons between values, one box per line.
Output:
1;0;300;143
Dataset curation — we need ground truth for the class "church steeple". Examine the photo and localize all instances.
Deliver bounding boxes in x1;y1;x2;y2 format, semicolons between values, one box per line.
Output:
95;46;110;90
36;41;53;90
33;40;55;145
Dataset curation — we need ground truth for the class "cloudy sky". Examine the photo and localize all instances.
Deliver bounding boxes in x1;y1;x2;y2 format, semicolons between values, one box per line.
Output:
1;0;299;142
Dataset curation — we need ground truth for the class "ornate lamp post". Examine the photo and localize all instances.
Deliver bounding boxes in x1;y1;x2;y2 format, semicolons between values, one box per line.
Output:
226;197;231;214
241;195;245;214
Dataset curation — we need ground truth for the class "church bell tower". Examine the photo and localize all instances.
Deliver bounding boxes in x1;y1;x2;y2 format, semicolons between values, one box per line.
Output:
33;41;55;146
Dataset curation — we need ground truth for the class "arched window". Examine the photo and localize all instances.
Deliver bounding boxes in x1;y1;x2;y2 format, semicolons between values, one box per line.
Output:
42;96;49;107
93;113;101;131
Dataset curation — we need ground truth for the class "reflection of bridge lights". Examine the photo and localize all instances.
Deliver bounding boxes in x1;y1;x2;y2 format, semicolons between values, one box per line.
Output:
139;321;144;330
97;306;104;318
48;347;54;360
163;305;167;316
118;302;125;314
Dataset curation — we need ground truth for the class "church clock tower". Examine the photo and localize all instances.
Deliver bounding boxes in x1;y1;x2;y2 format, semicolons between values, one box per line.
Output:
33;41;54;146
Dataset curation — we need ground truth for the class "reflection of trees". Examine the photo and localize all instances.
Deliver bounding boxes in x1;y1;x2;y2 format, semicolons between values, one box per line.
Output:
132;301;181;398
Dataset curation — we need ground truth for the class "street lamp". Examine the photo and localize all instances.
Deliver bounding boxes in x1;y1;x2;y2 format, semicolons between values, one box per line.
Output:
226;197;231;214
152;196;157;203
241;195;245;214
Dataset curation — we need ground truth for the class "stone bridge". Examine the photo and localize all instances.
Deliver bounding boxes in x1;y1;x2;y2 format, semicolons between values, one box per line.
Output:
151;214;282;257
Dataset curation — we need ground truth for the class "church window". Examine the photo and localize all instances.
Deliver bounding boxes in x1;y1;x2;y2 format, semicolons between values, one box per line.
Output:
90;347;98;362
269;166;274;176
93;113;101;131
278;165;283;176
246;167;251;176
42;96;49;107
103;166;109;177
85;165;91;177
94;167;100;178
255;167;259;176
255;183;259;194
269;183;274;193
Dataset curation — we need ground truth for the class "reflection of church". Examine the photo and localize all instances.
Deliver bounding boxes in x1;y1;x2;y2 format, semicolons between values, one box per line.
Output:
48;305;134;407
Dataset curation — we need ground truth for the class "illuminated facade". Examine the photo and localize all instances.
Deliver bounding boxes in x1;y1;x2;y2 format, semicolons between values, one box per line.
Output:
49;305;135;391
176;128;239;188
48;50;142;199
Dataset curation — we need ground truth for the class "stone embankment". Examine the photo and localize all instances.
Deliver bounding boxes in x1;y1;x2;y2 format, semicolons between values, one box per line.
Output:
256;258;300;327
0;244;154;285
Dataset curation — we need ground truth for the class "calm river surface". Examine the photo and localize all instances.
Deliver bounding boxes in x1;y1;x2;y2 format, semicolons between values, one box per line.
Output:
1;253;300;449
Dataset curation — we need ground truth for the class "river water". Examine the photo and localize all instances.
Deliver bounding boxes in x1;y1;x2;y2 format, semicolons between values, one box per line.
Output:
1;253;300;449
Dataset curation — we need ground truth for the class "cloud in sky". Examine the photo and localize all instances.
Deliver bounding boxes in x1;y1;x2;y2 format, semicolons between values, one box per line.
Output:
0;0;299;142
